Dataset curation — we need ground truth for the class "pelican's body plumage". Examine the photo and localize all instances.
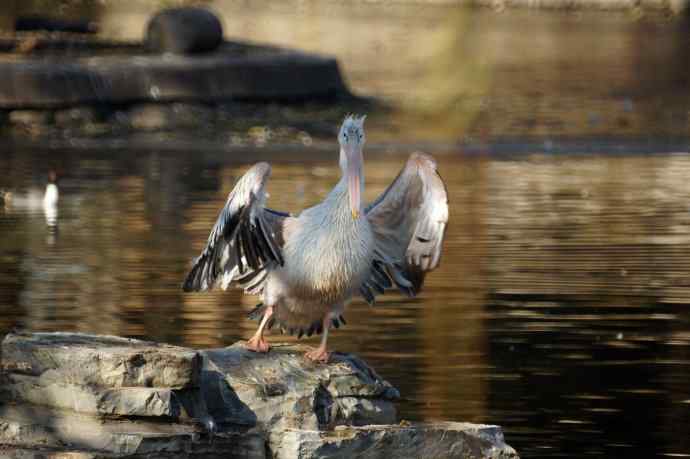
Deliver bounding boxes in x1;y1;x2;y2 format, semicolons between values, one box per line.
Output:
267;179;375;331
183;116;448;361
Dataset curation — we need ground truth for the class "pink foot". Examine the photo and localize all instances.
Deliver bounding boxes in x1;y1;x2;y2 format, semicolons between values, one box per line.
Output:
246;335;271;353
305;347;330;363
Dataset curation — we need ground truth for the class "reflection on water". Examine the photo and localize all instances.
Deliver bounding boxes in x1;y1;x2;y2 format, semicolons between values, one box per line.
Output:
1;147;690;458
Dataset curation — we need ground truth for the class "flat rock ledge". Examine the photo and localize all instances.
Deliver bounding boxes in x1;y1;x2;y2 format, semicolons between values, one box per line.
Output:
0;40;349;109
0;332;519;459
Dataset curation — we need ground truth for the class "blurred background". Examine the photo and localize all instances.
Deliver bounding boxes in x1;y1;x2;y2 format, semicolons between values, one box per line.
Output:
1;1;690;458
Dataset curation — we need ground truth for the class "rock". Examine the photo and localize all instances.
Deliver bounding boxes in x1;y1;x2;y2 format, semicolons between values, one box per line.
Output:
0;332;519;459
170;103;216;127
145;7;224;54
271;423;520;459
6;375;185;417
0;449;97;459
1;332;205;419
53;106;100;127
128;103;215;131
1;332;200;389
200;343;399;432
8;110;51;126
15;16;98;34
0;404;266;459
0;42;350;109
128;104;170;130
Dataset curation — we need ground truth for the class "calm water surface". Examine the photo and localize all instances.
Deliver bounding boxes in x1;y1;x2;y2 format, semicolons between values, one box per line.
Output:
1;2;690;458
1;147;689;458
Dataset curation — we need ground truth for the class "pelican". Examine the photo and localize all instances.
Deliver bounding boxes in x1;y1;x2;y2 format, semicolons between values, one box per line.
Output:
183;115;448;362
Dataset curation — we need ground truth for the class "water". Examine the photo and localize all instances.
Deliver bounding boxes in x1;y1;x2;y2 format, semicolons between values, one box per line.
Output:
1;147;690;458
2;2;690;458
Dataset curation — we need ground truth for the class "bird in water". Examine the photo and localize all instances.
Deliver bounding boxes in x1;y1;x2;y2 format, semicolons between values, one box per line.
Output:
183;115;448;362
2;170;59;229
43;170;59;229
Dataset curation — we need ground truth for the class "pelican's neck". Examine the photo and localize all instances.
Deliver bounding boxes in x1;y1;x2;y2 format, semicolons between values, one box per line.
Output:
324;174;364;222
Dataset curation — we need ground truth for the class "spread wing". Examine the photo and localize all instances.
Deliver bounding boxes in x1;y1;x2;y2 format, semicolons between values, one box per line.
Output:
361;153;449;304
182;162;289;294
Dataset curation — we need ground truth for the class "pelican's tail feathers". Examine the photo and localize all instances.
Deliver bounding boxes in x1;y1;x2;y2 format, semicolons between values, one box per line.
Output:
265;315;343;338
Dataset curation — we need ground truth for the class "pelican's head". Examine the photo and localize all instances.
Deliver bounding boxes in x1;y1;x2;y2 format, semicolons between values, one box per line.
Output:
338;114;366;220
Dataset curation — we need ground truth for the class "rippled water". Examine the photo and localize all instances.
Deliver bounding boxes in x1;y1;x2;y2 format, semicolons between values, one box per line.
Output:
1;1;690;457
1;147;690;457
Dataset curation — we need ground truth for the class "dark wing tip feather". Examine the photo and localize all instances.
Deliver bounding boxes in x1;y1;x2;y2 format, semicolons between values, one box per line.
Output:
182;271;197;292
403;266;426;296
182;254;208;292
182;162;289;293
360;284;375;305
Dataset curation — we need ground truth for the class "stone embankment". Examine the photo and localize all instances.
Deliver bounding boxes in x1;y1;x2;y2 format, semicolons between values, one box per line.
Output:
0;332;519;458
0;6;352;136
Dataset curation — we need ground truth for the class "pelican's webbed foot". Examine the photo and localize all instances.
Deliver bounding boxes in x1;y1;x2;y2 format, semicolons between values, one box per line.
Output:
304;312;334;363
246;305;273;353
305;346;330;363
246;335;271;353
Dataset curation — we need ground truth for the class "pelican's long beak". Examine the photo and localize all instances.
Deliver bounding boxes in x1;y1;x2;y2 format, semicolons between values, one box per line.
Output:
346;145;363;220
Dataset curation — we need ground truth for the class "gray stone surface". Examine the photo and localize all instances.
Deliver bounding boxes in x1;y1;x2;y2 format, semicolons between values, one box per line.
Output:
15;16;97;34
1;332;200;389
0;448;97;459
145;7;224;54
128;103;215;130
201;343;399;433
0;41;349;109
0;332;519;459
271;423;520;459
0;404;265;459
53;107;99;127
0;332;204;419
5;374;183;417
8;110;51;126
128;104;170;130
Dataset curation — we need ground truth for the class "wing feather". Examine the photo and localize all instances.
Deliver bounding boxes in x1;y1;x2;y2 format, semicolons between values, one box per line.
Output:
183;162;289;293
362;152;448;303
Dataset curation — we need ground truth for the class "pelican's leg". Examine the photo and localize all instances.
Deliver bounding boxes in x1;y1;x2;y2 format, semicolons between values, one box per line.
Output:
305;314;332;363
246;306;273;353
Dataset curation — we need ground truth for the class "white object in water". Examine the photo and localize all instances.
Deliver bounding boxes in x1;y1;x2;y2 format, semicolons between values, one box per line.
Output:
4;175;60;229
43;183;59;209
43;182;59;228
